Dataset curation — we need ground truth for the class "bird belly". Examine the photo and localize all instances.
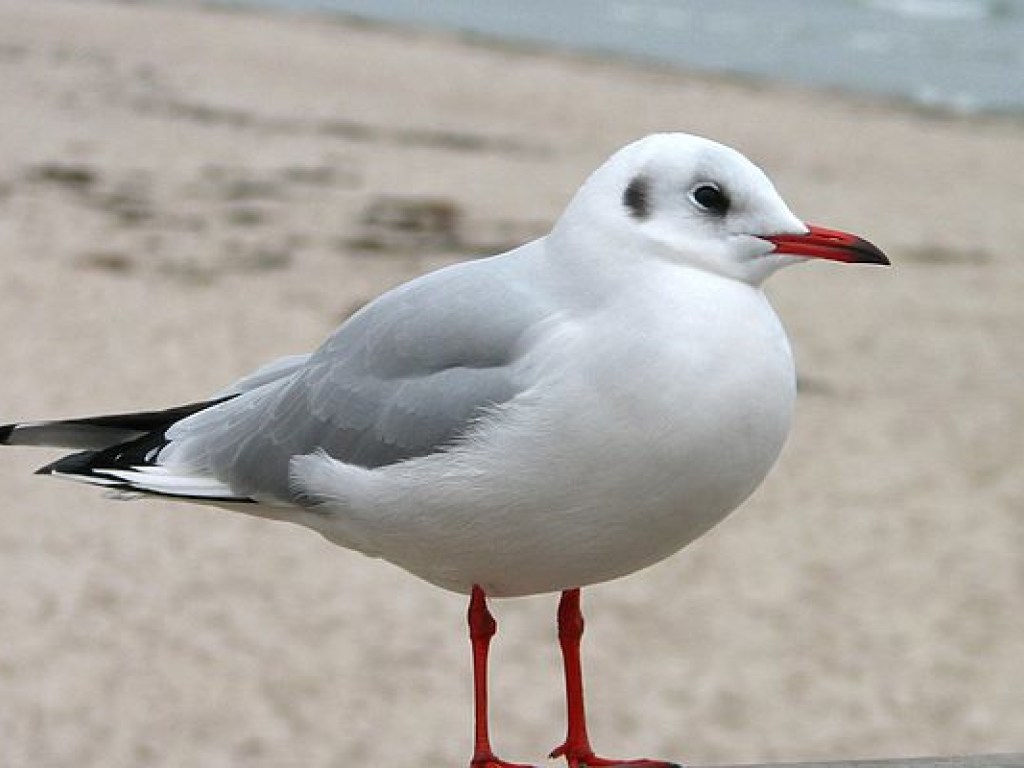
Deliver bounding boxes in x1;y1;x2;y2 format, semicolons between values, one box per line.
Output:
472;374;793;595
370;382;792;597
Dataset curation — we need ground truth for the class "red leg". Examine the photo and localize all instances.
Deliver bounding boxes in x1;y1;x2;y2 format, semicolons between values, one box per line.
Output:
549;589;679;768
468;585;534;768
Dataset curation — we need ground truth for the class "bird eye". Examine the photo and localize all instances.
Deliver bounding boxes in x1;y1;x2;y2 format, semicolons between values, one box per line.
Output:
690;183;730;215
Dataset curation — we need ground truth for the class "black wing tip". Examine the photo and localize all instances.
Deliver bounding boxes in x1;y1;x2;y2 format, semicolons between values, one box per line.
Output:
0;395;238;451
34;451;258;504
34;450;95;477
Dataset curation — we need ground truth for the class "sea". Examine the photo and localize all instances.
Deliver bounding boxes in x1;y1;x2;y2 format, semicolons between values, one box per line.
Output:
213;0;1024;116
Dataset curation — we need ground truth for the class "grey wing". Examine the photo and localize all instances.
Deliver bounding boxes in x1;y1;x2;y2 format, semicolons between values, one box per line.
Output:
164;245;551;502
214;353;311;397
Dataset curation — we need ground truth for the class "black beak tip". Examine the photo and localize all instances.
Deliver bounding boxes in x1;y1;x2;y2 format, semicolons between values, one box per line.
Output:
860;241;892;266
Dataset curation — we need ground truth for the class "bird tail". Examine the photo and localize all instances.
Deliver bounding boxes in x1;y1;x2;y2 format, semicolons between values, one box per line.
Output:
0;397;257;505
0;398;231;452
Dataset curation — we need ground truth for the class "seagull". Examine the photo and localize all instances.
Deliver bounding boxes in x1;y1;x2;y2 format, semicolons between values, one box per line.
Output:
1;133;888;768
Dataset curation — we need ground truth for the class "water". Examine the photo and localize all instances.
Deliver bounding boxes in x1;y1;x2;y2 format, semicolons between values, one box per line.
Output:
214;0;1024;115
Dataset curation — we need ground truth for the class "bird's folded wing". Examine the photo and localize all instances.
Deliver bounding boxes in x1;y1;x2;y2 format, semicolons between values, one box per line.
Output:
164;247;551;502
214;353;312;398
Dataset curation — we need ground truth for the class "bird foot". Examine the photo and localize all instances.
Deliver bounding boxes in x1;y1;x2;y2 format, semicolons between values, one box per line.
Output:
549;744;680;768
470;751;538;768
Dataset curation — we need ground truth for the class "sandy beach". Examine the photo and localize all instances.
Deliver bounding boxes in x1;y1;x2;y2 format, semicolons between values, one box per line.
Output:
0;1;1021;766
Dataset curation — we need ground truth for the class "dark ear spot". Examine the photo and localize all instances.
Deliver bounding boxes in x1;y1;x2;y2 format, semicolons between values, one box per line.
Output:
623;175;650;220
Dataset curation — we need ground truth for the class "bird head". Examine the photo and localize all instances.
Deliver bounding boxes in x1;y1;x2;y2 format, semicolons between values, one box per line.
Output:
554;133;889;285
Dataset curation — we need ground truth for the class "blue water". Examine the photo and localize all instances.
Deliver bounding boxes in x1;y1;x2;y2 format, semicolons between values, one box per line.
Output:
215;0;1024;115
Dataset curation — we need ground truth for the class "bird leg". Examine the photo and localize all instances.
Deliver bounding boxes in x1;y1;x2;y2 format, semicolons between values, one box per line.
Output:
468;585;533;768
549;589;678;768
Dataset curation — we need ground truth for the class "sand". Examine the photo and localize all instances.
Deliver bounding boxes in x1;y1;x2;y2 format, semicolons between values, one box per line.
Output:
0;1;1021;766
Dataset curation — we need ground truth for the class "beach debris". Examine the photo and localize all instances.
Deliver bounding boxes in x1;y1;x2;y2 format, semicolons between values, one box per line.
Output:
345;195;550;257
349;195;463;253
29;162;97;191
77;250;135;274
99;174;154;226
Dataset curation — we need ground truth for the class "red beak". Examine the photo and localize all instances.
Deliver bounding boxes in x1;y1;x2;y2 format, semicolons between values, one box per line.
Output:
765;224;890;265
